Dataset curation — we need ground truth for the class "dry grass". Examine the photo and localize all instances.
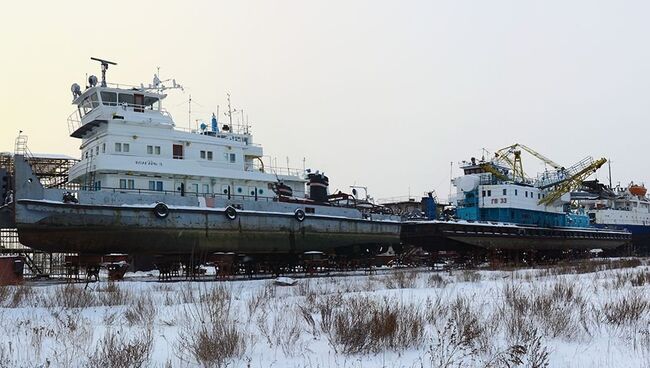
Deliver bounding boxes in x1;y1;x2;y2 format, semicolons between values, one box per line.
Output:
603;293;649;326
384;270;419;289
176;285;247;367
327;296;424;354
124;294;157;326
0;259;648;366
85;328;153;368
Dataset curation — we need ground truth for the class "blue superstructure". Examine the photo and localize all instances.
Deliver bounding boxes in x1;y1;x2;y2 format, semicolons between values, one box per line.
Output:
454;159;591;229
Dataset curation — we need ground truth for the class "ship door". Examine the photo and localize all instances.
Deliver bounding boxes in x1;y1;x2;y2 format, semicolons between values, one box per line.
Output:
173;144;184;159
134;94;144;112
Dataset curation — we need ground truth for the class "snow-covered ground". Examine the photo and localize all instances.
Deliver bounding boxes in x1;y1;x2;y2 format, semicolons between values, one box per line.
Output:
0;259;649;367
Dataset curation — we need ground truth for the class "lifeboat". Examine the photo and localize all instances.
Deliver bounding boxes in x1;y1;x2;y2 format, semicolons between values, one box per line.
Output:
629;184;647;197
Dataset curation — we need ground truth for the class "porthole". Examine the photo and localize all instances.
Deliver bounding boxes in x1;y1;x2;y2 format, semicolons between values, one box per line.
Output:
237;187;243;193
259;189;264;194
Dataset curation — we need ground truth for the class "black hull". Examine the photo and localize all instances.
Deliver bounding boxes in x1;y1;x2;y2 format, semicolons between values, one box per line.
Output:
401;221;631;252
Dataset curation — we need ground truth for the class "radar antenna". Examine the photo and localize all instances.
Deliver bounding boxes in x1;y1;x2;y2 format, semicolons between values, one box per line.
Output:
90;57;117;87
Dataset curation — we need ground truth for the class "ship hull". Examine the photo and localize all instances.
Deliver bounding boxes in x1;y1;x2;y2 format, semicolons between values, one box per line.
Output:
15;199;400;255
401;221;631;252
593;223;650;255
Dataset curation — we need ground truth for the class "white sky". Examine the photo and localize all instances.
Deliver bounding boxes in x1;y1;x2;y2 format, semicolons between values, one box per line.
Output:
1;1;648;200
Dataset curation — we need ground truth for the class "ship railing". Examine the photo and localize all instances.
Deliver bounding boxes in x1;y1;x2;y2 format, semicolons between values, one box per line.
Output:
67;104;174;135
173;127;262;147
67;110;83;135
78;186;279;203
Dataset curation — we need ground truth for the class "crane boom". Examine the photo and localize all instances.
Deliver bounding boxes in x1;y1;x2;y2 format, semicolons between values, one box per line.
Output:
538;158;607;206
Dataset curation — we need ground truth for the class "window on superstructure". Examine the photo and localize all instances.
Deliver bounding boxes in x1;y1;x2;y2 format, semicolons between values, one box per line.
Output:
192;184;199;194
101;92;117;106
143;96;160;110
102;143;106;153
119;179;127;189
229;153;236;163
95;147;99;155
118;94;134;106
154;146;161;155
148;181;156;191
203;184;210;194
173;144;184;159
503;189;507;195
482;190;486;197
127;180;135;189
123;143;130;153
487;190;491;197
515;189;518;196
525;191;528;198
156;181;163;191
200;151;206;159
147;146;154;155
115;143;122;152
207;151;213;160
538;193;541;199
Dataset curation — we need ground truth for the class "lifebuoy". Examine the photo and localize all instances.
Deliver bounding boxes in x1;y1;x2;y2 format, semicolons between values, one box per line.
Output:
294;209;306;222
225;206;237;220
153;203;169;218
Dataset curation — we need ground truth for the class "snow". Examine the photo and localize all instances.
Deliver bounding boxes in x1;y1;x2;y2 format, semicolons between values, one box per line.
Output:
0;260;648;367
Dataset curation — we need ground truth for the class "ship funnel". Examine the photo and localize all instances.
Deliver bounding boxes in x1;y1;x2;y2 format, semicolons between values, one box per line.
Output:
307;172;329;202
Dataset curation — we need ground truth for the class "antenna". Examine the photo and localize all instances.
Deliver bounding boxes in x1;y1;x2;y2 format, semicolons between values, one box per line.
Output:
188;94;192;130
90;57;117;87
226;93;234;127
448;161;453;202
608;158;612;188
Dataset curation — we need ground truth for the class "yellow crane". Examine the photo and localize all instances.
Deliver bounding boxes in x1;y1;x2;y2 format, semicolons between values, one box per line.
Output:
538;157;607;206
492;143;564;182
490;143;606;206
478;163;510;181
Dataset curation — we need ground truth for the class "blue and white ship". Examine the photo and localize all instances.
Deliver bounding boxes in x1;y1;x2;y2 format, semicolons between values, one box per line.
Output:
402;145;631;255
575;181;650;254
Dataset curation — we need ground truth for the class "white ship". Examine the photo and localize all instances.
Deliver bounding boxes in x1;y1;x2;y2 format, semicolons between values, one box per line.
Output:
575;181;650;254
2;58;400;269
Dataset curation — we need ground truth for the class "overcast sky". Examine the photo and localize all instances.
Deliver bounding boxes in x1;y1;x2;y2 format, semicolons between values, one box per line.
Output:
1;1;648;200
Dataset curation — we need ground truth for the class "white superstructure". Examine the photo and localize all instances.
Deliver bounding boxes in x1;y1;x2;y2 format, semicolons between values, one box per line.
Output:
581;184;650;227
66;69;305;200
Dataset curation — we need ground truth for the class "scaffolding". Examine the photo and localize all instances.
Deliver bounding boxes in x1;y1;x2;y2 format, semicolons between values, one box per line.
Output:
0;139;80;277
0;152;79;189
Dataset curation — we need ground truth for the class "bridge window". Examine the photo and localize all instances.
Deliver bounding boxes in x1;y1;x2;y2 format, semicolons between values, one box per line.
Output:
80;93;99;115
101;92;117;106
118;93;134;105
143;96;160;110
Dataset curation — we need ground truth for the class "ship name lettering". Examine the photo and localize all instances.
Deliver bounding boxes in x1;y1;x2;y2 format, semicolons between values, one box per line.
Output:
135;160;162;166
